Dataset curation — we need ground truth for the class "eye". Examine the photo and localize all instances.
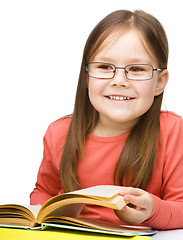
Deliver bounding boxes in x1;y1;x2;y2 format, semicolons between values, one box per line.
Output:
97;63;113;70
128;66;146;72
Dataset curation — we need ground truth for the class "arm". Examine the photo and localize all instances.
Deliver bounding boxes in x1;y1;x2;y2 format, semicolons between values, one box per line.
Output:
144;116;183;229
30;123;62;205
115;116;183;229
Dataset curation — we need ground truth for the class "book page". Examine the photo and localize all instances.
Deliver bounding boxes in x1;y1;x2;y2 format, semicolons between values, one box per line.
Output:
0;204;41;228
40;185;125;212
68;185;125;199
0;204;36;220
37;185;126;223
25;205;42;219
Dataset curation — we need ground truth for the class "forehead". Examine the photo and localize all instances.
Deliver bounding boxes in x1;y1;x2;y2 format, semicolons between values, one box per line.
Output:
92;29;156;65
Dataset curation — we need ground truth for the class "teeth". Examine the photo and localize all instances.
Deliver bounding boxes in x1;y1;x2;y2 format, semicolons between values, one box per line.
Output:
109;96;131;101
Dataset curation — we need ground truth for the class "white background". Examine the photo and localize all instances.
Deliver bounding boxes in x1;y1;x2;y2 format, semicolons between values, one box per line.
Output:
0;0;182;205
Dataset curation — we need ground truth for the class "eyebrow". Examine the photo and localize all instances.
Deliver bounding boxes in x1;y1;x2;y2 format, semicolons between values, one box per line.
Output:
93;56;152;65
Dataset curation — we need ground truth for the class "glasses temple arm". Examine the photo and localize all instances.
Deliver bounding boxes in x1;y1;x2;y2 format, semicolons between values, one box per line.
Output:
153;67;167;72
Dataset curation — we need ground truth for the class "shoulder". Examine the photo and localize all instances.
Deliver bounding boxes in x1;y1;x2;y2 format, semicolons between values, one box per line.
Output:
44;116;72;147
160;111;182;124
160;111;183;136
160;110;182;120
47;115;72;134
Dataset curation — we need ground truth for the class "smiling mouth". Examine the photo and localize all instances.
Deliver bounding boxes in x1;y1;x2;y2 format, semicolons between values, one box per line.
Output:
106;95;135;101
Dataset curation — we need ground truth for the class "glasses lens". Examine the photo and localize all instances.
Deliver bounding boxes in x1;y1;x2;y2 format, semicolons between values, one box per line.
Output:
89;62;115;79
126;64;153;80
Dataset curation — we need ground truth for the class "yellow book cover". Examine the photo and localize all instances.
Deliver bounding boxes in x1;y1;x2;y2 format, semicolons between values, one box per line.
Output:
0;227;152;240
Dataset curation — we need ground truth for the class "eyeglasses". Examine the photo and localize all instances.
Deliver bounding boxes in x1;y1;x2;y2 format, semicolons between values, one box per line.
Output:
86;62;167;81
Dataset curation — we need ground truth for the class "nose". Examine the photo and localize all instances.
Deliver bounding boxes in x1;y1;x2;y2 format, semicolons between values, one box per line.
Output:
110;67;130;87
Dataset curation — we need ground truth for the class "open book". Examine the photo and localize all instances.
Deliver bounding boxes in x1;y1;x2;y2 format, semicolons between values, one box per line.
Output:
0;185;157;236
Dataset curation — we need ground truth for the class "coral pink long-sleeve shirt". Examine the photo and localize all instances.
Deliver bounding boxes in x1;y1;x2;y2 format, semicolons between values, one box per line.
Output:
30;111;183;230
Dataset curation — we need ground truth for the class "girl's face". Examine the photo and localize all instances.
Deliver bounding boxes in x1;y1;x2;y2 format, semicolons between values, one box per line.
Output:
88;29;168;136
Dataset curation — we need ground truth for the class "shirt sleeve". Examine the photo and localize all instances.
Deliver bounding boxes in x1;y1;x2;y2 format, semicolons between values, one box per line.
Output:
30;123;62;205
144;116;183;229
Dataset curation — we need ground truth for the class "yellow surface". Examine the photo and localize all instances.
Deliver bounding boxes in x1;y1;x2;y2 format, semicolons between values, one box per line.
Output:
0;227;152;240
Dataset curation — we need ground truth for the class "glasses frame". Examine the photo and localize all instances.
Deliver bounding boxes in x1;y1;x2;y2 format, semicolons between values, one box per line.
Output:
85;62;167;81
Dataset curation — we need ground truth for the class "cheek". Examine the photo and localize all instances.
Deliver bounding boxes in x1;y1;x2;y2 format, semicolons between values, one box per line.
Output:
88;79;107;112
88;79;105;99
135;80;157;99
134;81;157;111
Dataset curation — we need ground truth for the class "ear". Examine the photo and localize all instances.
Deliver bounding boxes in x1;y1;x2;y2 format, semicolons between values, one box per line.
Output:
154;69;169;96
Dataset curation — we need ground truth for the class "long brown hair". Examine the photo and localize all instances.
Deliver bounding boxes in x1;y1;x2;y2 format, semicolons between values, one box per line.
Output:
60;10;169;192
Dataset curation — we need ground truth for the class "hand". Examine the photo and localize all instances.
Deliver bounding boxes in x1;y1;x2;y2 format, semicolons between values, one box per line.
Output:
114;187;154;225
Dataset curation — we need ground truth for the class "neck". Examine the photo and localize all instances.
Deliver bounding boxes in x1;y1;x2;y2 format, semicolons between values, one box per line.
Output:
93;116;138;137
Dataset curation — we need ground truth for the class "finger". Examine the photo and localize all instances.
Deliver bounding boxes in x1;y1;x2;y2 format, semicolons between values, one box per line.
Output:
120;205;144;225
124;194;147;209
122;205;141;215
119;187;145;196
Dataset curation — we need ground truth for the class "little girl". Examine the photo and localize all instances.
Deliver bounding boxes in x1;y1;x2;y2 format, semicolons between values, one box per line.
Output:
30;10;183;230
